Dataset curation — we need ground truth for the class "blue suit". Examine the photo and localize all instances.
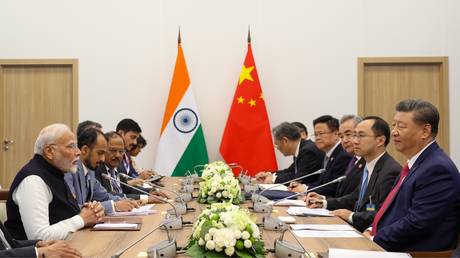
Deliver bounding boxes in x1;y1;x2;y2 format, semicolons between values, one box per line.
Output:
374;142;460;252
64;160;124;214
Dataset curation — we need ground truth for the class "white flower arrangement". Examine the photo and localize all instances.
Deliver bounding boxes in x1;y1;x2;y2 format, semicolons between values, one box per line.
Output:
198;173;243;205
201;161;234;180
187;203;265;258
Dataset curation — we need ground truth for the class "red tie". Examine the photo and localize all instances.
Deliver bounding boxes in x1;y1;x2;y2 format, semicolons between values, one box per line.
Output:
371;164;410;236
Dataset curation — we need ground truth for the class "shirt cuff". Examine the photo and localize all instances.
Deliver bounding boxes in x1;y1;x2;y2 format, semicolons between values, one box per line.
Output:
140;194;148;204
348;212;354;223
272;174;277;183
35;247;39;258
73;215;85;230
322;200;327;209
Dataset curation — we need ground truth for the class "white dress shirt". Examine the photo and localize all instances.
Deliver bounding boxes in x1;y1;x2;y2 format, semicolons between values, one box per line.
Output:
12;175;84;240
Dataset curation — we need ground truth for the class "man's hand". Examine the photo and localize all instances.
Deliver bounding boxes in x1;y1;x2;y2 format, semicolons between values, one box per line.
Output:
138;170;154;180
363;230;372;239
36;240;57;247
331;209;352;221
114;199;136;212
127;178;144;186
80;201;104;226
151;190;168;199
288;182;307;193
37;240;82;258
254;172;273;184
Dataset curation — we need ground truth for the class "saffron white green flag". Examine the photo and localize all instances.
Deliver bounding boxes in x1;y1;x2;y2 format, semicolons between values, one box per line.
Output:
154;42;208;176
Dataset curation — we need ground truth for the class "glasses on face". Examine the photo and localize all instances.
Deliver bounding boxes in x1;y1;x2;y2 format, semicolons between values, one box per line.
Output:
313;131;333;139
352;133;377;141
49;143;79;150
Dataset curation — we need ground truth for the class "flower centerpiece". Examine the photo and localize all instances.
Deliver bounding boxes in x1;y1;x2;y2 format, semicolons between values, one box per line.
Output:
197;173;243;204
201;161;234;180
187;203;265;258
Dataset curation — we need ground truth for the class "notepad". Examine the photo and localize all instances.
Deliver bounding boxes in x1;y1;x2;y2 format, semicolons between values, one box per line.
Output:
92;217;143;231
272;199;306;206
290;224;355;231
109;204;156;217
292;230;363;238
94;223;139;229
258;184;288;191
328;248;412;258
286;207;332;217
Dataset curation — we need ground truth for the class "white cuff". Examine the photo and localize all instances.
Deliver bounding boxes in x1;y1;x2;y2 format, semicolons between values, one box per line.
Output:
140;194;148;204
347;212;354;223
322;200;327;209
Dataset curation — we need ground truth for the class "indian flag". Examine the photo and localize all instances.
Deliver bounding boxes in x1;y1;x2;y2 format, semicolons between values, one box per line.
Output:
154;39;208;176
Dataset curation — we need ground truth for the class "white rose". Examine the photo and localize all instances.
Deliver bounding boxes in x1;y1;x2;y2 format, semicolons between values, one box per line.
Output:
225;246;235;256
241;231;250;240
216;192;222;198
204;233;212;241
222;191;228;197
208;227;217;236
215;245;223;252
206;240;215;250
234;230;241;239
244;239;252;248
208;191;213;196
198;238;205;246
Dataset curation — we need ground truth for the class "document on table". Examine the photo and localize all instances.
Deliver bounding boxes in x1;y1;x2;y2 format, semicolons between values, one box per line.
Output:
290;224;355;231
286;206;332;217
293;230;363;238
109;204;156;216
94;223;139;230
328;248;412;258
258;184;288;191
272;199;306;206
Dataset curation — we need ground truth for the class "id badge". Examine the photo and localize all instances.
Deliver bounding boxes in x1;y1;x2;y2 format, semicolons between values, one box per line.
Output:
366;203;376;211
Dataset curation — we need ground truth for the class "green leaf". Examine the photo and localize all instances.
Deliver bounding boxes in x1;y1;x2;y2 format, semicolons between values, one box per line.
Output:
200;220;213;239
252;240;265;254
202;250;227;258
235;250;253;258
186;243;206;257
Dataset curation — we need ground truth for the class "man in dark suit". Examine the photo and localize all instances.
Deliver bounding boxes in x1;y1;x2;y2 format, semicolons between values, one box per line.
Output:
367;99;460;252
306;116;400;232
255;122;324;185
335;115;365;197
1;222;81;257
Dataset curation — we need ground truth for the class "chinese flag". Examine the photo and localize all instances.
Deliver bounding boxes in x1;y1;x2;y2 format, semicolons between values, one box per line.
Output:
220;40;278;176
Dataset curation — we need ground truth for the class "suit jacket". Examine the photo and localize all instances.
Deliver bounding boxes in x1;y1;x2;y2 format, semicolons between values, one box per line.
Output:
374;142;460;252
0;222;37;257
335;157;366;197
327;152;401;232
95;165;142;200
309;144;352;197
64;160;123;214
274;139;324;185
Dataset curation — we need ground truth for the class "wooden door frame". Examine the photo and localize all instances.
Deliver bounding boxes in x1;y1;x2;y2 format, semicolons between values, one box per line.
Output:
357;56;449;153
0;59;79;130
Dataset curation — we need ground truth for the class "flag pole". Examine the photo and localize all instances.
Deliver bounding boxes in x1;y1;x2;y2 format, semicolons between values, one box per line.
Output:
247;25;251;44
178;26;182;45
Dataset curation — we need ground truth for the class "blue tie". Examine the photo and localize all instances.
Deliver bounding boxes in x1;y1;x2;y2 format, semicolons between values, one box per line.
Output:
356;167;369;211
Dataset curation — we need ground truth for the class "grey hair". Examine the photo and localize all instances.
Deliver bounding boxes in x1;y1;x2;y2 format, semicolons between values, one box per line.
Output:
272;122;301;141
34;124;72;155
340;114;363;126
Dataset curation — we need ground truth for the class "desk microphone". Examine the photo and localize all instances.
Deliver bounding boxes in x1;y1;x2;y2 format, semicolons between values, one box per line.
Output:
252;168;326;203
273;228;312;258
253;176;346;213
102;174;185;230
111;220;177;258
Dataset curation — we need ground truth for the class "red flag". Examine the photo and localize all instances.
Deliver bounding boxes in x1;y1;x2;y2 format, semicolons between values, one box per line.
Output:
220;42;278;176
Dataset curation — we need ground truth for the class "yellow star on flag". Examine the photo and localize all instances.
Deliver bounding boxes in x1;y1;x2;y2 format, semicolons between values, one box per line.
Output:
239;65;254;85
237;96;245;104
248;99;256;107
259;93;264;100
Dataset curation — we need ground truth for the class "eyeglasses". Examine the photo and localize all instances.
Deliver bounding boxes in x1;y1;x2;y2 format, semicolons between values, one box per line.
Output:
352;134;377;140
313;131;333;139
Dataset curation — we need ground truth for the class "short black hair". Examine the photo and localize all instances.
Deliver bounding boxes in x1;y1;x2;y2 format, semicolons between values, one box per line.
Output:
116;118;142;134
105;131;123;141
272;122;301;141
362;116;391;146
291;122;308;135
313;115;339;132
77;120;102;136
136;134;147;148
77;127;108;149
396;99;439;137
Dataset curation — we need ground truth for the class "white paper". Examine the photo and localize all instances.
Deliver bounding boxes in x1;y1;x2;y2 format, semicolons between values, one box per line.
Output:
293;230;363;238
328;248;412;258
257;184;288;191
290;224;355;231
272;199;306;206
287;206;332;217
94;223;139;229
109;204;156;216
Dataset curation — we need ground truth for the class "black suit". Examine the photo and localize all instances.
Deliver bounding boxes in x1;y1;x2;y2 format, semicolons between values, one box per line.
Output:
0;222;38;257
309;143;352;197
95;165;142;200
274;139;324;185
327;152;401;232
335;157;366;197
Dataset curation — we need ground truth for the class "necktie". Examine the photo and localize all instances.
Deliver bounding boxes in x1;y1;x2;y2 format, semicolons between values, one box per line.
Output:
110;170;123;194
371;164;410;236
345;156;358;176
323;155;330;169
0;228;12;250
355;167;369;211
293;155;298;176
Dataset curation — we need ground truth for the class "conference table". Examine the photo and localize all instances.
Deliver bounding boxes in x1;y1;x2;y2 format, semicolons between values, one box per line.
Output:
66;177;384;257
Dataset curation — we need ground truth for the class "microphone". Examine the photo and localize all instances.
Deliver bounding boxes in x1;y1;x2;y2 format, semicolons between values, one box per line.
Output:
102;174;185;230
111;220;177;258
254;176;346;213
273;228;313;258
252;168;326;203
